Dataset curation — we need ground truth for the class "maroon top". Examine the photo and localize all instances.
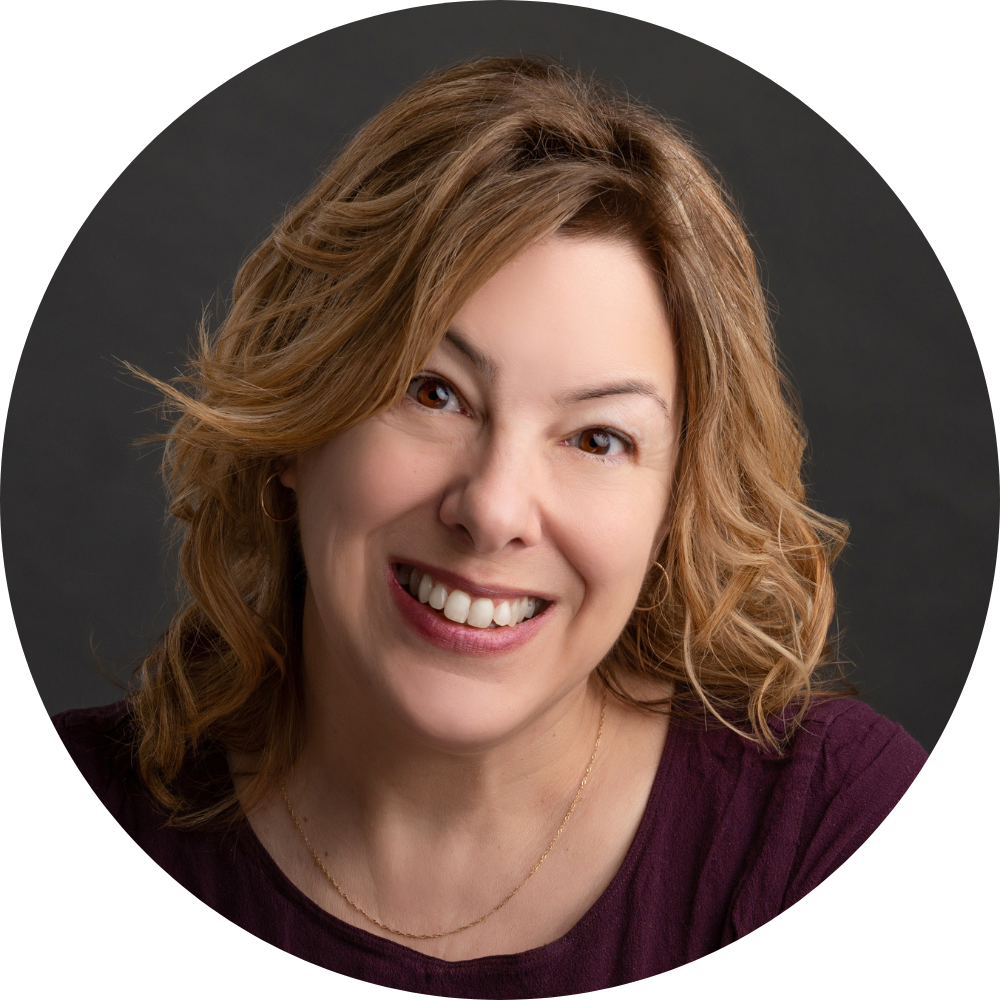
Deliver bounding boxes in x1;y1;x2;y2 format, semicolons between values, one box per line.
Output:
55;697;925;998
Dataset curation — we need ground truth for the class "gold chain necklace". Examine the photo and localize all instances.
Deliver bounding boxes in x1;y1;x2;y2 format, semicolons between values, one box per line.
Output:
280;691;607;940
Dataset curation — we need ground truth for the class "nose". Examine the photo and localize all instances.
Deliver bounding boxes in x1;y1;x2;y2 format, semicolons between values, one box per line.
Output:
438;432;544;554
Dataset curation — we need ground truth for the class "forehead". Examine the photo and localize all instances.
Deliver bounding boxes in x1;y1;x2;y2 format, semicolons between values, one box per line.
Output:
447;235;676;395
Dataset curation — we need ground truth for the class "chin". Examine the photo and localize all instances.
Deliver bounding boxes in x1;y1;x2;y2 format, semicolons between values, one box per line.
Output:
380;661;547;752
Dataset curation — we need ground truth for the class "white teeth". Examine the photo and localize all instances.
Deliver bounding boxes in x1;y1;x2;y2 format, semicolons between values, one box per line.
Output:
467;598;494;629
398;565;542;628
444;589;472;623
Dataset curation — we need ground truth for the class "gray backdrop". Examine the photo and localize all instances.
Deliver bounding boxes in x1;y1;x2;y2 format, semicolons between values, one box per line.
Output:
3;2;996;751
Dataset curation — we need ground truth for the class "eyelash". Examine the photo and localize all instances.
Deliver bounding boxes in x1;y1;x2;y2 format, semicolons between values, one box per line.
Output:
564;427;634;462
405;374;468;415
405;374;635;460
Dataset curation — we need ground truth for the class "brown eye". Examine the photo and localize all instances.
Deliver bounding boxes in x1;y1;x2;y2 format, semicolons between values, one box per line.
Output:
579;429;612;455
575;428;627;457
408;377;460;411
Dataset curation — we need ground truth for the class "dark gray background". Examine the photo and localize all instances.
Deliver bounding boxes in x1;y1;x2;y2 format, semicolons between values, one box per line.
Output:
3;2;995;751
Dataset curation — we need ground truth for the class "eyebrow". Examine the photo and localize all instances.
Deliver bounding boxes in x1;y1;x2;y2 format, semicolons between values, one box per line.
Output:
444;329;498;384
560;379;671;417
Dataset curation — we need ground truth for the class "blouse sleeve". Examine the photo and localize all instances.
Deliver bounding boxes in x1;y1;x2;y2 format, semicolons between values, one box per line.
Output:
729;698;928;938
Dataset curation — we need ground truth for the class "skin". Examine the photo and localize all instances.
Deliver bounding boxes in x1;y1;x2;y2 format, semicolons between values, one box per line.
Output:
241;234;682;961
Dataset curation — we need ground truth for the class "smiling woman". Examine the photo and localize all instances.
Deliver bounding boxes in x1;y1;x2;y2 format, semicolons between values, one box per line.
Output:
282;236;679;757
54;56;926;994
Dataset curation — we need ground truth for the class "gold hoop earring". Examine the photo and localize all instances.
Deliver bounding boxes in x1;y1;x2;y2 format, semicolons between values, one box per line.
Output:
260;471;296;523
634;561;669;612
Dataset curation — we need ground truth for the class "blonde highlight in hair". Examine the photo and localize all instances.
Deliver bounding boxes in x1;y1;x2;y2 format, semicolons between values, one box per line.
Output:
130;56;848;825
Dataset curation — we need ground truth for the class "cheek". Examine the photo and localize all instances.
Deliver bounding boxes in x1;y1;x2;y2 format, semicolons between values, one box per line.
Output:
550;473;667;616
295;419;459;552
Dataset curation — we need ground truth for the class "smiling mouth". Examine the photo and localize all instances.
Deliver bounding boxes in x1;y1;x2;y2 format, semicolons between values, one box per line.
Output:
393;563;548;629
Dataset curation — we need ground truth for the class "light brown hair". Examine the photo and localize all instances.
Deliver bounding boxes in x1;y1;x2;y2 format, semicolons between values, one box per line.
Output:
132;56;848;824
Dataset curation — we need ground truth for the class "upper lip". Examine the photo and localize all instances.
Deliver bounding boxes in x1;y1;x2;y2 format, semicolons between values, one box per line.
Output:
391;558;553;602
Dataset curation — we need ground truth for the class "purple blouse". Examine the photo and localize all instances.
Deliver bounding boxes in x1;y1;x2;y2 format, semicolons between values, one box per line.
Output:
54;697;925;997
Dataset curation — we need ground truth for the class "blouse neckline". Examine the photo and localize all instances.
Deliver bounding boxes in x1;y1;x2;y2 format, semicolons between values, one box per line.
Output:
234;708;683;970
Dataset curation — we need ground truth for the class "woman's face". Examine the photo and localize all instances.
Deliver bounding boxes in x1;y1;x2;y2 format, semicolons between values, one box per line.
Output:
283;234;681;749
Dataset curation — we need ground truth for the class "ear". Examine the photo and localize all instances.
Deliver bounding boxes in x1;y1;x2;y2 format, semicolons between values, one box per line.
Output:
278;459;298;491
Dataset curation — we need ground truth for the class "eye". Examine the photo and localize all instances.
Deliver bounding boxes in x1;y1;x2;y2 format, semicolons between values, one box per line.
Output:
407;375;463;412
572;427;631;458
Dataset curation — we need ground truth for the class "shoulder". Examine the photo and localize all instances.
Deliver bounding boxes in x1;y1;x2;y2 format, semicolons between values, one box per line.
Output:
53;701;238;857
52;703;272;921
674;694;926;787
54;699;132;744
778;696;927;793
659;696;927;938
785;697;927;870
743;699;924;922
52;700;231;826
52;701;138;814
715;696;927;838
773;699;927;908
778;698;927;856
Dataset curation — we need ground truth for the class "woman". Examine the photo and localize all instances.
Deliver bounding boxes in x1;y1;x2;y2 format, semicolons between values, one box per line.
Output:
55;57;925;995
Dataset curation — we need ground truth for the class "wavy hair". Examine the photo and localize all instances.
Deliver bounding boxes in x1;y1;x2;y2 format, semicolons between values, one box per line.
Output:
130;56;848;824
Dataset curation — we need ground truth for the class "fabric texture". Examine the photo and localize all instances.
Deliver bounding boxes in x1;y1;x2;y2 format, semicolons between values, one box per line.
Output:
54;697;926;998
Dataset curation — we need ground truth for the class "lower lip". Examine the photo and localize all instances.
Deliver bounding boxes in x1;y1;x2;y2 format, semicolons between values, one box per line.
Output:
387;567;549;655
